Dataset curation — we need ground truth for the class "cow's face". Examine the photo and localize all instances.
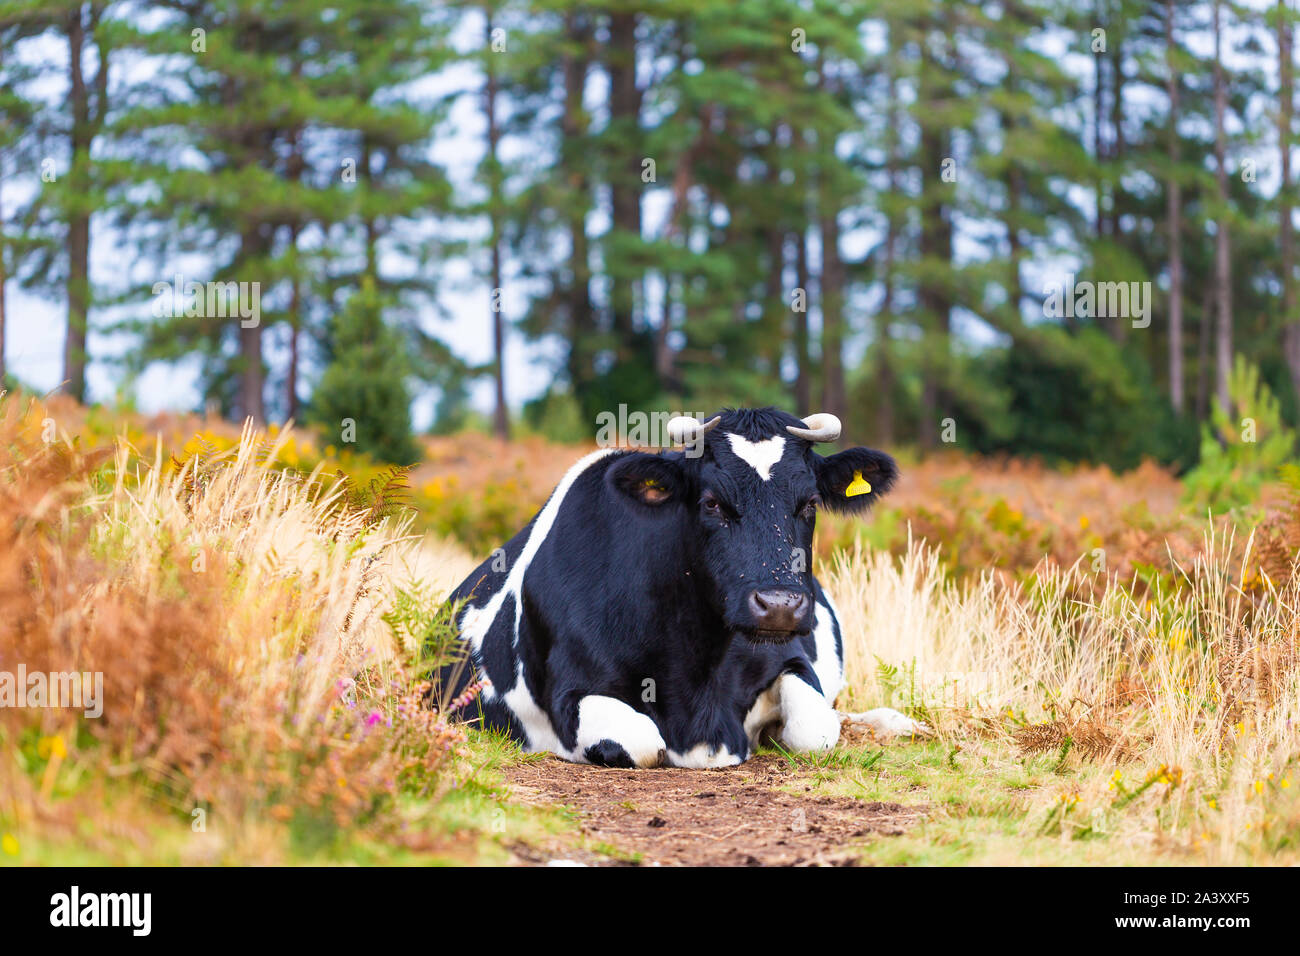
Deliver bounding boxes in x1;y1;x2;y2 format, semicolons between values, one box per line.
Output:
606;408;897;644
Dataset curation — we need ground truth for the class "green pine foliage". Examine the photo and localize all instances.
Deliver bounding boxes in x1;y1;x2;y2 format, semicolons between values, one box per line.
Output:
308;281;419;465
1184;357;1299;512
0;0;1299;488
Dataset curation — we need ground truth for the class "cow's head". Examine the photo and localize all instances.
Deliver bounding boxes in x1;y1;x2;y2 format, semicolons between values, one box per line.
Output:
605;407;897;644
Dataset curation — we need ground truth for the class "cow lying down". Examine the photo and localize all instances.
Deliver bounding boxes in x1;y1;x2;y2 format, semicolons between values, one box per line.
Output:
437;406;927;768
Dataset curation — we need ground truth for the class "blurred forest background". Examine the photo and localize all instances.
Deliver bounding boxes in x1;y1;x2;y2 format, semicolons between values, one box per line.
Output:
1;0;1299;474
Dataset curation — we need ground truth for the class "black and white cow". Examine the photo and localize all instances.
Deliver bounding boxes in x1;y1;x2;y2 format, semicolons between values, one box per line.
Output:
437;406;925;768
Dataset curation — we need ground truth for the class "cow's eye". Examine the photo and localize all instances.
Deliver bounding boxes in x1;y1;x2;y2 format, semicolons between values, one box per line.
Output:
701;494;723;515
799;496;822;520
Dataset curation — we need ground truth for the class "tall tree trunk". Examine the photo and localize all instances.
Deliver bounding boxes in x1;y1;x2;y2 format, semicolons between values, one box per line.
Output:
562;12;594;402
606;11;642;352
485;10;508;440
64;8;92;403
287;281;300;421
1094;3;1107;240
1108;32;1125;242
359;137;377;280
237;228;266;424
285;112;305;423
1197;286;1212;421
999;36;1025;330
790;229;810;413
239;322;264;423
761;124;787;405
1213;0;1233;413
287;224;301;422
794;226;811;412
817;64;845;424
1006;165;1025;320
877;39;901;447
653;99;716;394
654;276;676;389
819;211;845;422
1282;0;1300;397
1108;31;1127;343
917;40;954;449
1167;0;1185;414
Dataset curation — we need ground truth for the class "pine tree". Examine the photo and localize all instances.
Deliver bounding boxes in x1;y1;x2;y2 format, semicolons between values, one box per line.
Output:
116;0;455;425
1;1;118;403
308;278;418;464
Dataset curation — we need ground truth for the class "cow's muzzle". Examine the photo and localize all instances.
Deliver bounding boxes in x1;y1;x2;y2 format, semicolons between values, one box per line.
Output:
742;588;812;641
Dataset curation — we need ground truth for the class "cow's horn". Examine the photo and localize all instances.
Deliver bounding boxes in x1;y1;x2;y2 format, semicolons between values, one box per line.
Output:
786;413;842;443
666;415;722;444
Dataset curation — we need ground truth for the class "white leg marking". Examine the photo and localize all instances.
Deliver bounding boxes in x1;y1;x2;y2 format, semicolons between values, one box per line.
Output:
810;597;844;704
743;681;782;749
725;433;786;481
575;695;667;767
667;742;743;768
502;662;569;755
777;673;842;753
840;708;932;738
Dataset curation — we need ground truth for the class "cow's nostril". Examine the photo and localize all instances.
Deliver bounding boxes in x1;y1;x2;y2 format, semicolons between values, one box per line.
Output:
748;589;810;632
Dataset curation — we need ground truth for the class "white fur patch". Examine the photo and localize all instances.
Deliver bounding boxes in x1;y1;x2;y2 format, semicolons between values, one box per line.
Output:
810;597;845;704
776;674;842;753
501;662;567;754
667;742;743;768
575;695;667;767
725;433;787;481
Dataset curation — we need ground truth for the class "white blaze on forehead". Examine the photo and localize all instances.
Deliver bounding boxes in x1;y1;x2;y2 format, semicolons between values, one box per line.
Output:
725;433;787;481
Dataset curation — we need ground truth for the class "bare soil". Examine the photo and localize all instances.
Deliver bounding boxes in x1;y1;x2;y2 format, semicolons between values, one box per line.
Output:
502;753;924;866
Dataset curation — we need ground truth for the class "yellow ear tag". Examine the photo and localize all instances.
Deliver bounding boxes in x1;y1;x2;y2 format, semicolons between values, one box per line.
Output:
845;470;872;498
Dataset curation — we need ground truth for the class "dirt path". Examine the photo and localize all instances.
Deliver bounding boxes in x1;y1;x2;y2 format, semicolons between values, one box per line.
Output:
503;753;924;866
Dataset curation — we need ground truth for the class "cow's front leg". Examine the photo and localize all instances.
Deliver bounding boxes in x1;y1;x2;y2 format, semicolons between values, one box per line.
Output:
573;695;667;768
776;673;842;753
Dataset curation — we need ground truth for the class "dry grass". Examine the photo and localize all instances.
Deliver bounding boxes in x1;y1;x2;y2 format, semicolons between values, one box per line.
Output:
823;528;1300;863
0;395;482;863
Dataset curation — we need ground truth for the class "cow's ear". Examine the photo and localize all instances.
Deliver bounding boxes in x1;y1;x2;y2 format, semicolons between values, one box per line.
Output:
813;447;898;514
606;452;687;508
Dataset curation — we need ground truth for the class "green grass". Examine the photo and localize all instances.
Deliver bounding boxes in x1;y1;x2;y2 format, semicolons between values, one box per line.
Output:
757;737;1226;866
1;726;590;867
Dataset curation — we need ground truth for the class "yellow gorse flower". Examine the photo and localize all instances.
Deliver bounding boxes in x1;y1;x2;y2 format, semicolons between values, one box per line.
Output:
37;735;67;760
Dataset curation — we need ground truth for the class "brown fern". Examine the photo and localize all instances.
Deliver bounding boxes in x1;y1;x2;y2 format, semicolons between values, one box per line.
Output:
1014;717;1137;763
